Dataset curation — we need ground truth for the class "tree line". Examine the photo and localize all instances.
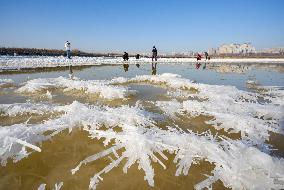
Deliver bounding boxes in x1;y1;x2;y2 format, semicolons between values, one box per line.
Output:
0;47;108;57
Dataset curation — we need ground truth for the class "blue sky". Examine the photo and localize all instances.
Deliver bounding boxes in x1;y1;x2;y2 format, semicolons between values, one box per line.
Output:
1;0;284;53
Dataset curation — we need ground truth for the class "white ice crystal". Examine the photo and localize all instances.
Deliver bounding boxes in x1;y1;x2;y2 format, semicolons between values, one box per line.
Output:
1;100;284;189
45;90;53;99
0;101;156;165
155;99;283;146
72;120;284;190
1;55;284;70
246;80;284;106
0;78;14;87
1;73;284;190
53;182;63;190
0;102;57;116
113;73;284;146
38;183;46;190
16;76;136;100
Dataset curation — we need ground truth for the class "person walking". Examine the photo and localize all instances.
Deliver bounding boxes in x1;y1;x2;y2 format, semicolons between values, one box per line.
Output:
65;41;71;59
152;46;158;62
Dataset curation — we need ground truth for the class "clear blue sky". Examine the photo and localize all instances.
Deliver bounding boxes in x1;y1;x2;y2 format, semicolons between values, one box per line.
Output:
1;0;284;53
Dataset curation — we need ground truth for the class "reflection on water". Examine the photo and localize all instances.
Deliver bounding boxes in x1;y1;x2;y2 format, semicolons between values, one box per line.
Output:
123;64;129;72
0;62;284;190
69;65;74;79
152;62;157;75
1;62;284;89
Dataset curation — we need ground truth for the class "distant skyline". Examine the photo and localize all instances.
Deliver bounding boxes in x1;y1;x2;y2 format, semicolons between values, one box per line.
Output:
1;0;284;53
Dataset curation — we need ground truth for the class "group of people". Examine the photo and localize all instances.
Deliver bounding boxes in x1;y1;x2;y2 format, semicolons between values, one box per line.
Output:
65;41;210;73
65;41;159;75
121;46;158;74
65;41;158;62
123;46;158;62
195;51;210;69
196;52;210;61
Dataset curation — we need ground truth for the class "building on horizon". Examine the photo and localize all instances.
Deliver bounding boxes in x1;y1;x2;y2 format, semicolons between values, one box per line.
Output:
258;47;284;54
209;43;256;55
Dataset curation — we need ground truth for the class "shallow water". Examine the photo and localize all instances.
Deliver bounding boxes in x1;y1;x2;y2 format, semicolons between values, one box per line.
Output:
1;63;284;88
0;62;284;190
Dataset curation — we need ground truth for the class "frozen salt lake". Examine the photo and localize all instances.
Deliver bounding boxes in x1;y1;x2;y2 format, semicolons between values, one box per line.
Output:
0;61;284;190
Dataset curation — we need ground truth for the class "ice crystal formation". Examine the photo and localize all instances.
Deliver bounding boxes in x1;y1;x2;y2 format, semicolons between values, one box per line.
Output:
1;73;284;190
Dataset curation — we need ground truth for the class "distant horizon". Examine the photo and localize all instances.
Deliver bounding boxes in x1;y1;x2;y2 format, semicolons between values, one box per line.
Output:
1;43;283;55
1;0;284;53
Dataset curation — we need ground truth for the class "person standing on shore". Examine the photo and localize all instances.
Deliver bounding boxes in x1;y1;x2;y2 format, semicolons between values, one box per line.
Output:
196;53;202;69
65;41;71;59
196;53;202;61
135;54;140;60
204;52;209;60
152;46;158;62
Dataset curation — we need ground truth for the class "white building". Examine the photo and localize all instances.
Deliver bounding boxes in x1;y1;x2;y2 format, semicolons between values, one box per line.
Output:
259;47;284;54
210;43;256;54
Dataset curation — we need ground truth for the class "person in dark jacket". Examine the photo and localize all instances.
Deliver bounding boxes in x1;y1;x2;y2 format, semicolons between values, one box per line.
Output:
152;46;158;62
135;54;140;59
123;52;129;61
204;52;209;60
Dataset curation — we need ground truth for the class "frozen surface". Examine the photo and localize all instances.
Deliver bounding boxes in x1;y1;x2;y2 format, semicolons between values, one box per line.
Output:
0;102;57;116
0;78;14;87
112;73;284;146
0;55;284;70
16;76;136;100
246;80;284;106
0;100;284;189
1;72;284;190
